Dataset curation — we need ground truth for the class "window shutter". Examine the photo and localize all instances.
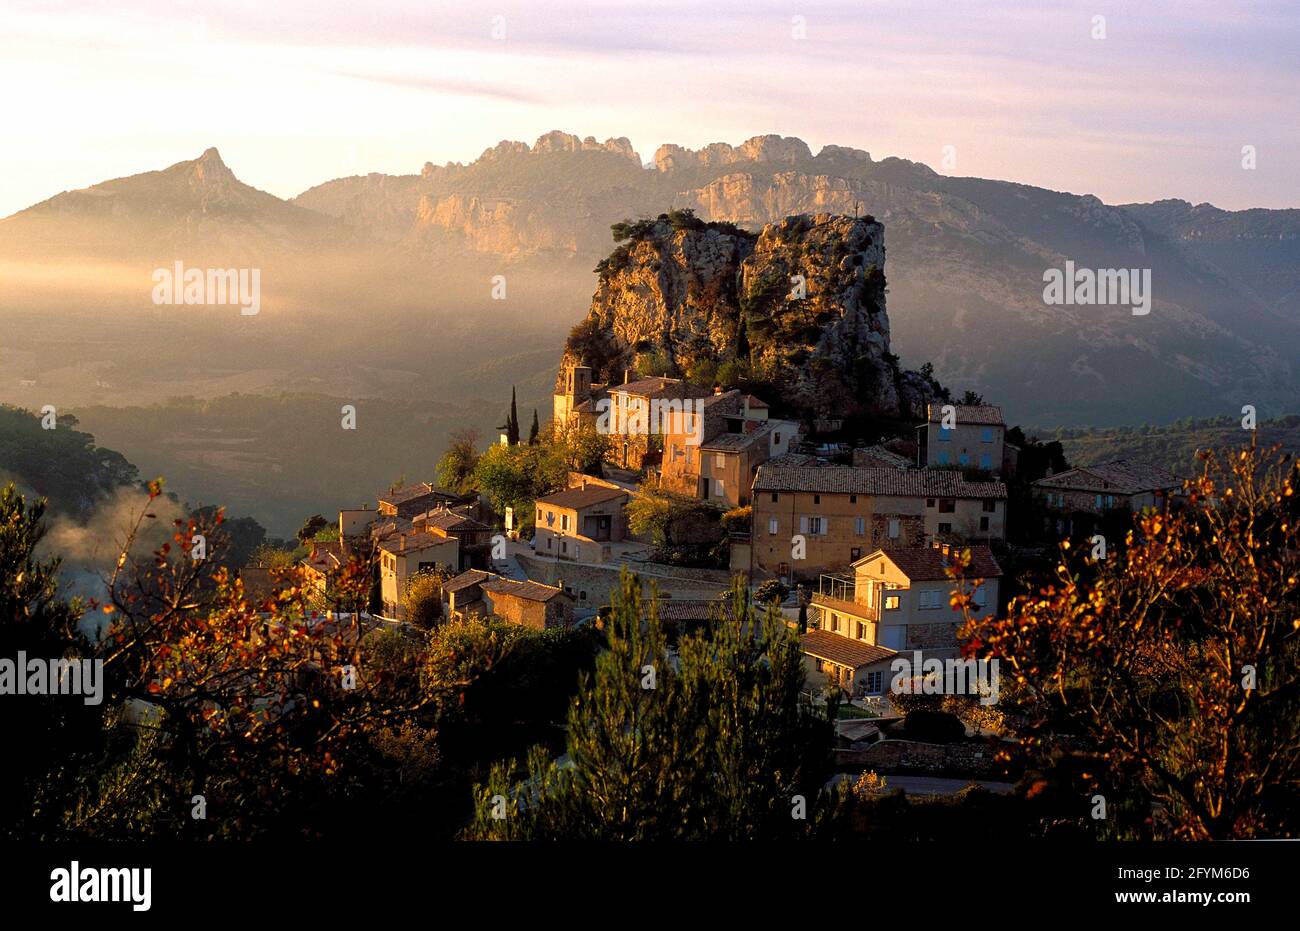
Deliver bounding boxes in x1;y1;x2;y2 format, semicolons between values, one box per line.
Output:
800;516;808;534
821;517;829;535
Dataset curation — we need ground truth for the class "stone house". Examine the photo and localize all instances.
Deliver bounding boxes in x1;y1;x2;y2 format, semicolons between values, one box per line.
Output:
800;629;897;699
412;505;493;571
847;544;1002;660
750;465;1007;578
533;482;629;562
918;404;1006;473
377;532;460;620
300;540;344;598
377;482;471;520
443;568;495;619
659;388;798;508
1032;458;1181;536
481;576;575;630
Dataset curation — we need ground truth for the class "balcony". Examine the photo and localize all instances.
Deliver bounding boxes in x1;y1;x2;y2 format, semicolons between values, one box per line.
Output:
810;573;879;621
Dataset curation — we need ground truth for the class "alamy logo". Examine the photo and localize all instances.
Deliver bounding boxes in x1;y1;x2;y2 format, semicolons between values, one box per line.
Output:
1042;260;1151;315
595;396;704;445
152;261;261;315
0;653;103;705
890;651;1000;706
50;861;151;911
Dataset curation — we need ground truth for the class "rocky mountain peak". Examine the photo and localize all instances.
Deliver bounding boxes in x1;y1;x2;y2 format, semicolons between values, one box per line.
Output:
192;147;235;185
560;210;935;422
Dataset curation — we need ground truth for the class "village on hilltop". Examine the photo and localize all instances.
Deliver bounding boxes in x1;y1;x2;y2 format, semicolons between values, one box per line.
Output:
244;356;1184;719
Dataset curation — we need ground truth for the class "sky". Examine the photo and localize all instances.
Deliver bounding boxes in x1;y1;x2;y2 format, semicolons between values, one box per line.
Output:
1;0;1297;217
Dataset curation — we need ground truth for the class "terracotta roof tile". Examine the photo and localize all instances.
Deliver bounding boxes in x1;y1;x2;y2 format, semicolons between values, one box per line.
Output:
801;630;896;669
753;465;1006;499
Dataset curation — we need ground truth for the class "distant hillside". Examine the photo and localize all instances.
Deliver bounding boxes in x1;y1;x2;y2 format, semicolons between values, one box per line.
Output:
0;404;140;517
1049;415;1300;478
5;130;1294;429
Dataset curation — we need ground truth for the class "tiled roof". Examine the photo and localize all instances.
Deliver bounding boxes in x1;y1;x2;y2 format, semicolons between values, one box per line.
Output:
753;465;1006;499
744;395;769;410
927;404;1004;426
853;445;911;469
613;376;712;401
378;482;434;506
856;545;1003;580
481;577;568;603
801;630;896;669
1033;459;1181;495
700;427;770;453
377;531;456;556
536;485;627;510
445;568;494;593
417;507;490;533
652;599;735;623
302;541;344;573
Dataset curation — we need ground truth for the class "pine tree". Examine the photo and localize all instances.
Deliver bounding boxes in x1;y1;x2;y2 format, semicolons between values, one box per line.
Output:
507;387;520;446
468;569;835;839
528;409;540;445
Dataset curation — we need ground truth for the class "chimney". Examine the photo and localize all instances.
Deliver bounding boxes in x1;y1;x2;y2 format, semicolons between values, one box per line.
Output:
713;384;722;395
624;369;630;384
399;534;406;552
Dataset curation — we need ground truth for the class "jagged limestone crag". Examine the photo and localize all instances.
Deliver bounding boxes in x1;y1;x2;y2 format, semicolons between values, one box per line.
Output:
560;211;935;423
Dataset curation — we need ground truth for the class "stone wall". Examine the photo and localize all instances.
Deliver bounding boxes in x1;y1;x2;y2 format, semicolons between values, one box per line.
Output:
833;739;1019;778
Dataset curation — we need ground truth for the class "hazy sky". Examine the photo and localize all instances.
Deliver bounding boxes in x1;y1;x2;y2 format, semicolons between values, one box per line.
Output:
2;0;1296;217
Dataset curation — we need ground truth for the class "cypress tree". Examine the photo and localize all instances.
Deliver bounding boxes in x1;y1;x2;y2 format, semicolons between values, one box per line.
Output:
528;409;540;445
507;387;520;446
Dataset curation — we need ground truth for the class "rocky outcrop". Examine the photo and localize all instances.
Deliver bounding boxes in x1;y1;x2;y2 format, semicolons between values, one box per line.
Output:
652;134;813;172
560;211;936;422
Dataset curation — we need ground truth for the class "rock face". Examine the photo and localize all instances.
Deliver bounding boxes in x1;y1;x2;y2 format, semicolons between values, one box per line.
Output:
560;212;935;422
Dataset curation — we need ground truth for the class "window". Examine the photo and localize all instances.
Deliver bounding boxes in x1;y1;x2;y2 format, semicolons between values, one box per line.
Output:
771;492;778;503
714;479;725;498
918;590;942;610
1105;495;1114;507
973;586;987;608
888;518;900;539
939;499;956;513
774;432;781;445
849;494;857;504
815;658;825;673
856;621;867;640
939;522;952;534
980;453;992;469
813;494;821;505
546;536;553;550
561;514;570;531
855;517;865;536
885;595;900;610
980;516;990;531
926;498;935;508
546;510;555;527
808;516;823;535
561;540;568;554
768;517;779;535
715;454;726;470
851;547;861;560
1095;494;1103;508
536;508;543;524
982;499;996;512
981;427;993;443
831;613;840;633
580;590;587;601
866;671;883;694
